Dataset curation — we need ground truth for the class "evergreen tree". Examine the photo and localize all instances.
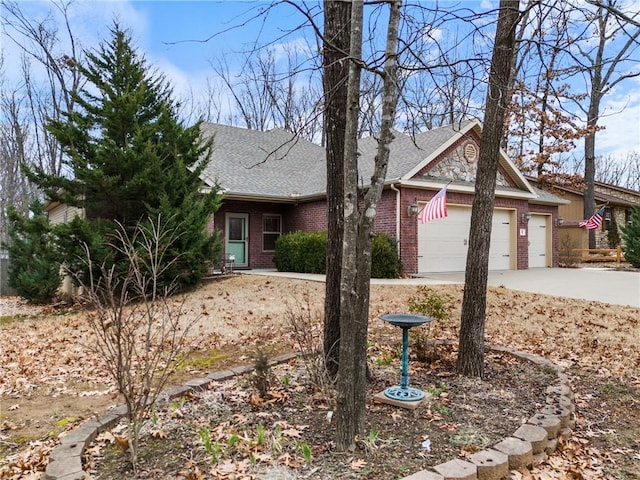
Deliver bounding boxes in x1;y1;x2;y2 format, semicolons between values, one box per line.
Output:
25;23;222;288
4;200;61;304
622;207;640;268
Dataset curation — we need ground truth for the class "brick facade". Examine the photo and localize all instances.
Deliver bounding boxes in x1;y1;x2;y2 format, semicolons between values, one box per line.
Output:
212;185;561;274
208;123;565;273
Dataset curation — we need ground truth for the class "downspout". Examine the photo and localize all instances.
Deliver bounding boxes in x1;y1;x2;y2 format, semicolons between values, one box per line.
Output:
390;183;401;254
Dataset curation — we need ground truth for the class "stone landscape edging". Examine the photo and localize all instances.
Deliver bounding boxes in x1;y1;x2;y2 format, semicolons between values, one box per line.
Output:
42;347;574;480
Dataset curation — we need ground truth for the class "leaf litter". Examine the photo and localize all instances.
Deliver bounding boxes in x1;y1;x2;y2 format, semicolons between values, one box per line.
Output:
1;273;639;479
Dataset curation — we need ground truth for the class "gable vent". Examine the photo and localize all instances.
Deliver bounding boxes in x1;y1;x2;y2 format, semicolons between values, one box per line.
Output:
464;142;478;163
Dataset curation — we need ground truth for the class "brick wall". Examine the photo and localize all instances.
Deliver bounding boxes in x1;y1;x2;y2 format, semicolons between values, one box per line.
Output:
214;201;291;269
287;199;327;233
213;188;560;272
398;187;560;274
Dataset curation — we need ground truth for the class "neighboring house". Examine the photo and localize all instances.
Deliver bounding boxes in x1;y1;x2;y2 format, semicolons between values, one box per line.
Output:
200;120;566;274
528;178;640;252
44;201;85;298
45;201;85;225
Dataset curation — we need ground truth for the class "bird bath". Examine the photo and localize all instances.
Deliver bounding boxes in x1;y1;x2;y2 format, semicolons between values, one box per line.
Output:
380;313;432;401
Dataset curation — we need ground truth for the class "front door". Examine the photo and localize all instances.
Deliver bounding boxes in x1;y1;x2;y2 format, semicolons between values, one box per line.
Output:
226;213;248;268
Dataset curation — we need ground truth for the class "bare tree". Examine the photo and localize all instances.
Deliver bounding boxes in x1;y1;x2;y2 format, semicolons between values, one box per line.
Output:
566;151;640;190
209;46;322;141
322;0;350;380
504;6;597;187
457;0;521;377
0;0;83;245
1;0;82;176
0;74;37;245
335;0;402;450
571;0;640;247
80;216;200;471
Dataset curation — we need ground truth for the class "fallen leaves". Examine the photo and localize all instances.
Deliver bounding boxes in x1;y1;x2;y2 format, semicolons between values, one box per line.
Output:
350;458;367;471
2;276;639;479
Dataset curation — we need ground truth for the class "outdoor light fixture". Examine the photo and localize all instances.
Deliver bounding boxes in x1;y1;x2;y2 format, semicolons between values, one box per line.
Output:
522;212;532;223
557;216;564;226
408;200;419;216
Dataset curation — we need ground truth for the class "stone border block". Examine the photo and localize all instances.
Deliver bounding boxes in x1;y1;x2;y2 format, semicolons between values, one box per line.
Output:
468;448;509;480
432;458;477;480
230;364;254;375
161;385;194;400
546;438;558;455
527;413;561;439
402;470;445;480
44;454;84;480
207;369;234;381
539;404;571;428
49;442;84;462
513;424;548;454
59;422;100;447
184;376;211;390
492;437;533;470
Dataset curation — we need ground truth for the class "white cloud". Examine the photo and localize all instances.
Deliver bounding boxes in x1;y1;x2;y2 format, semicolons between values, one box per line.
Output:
596;82;640;157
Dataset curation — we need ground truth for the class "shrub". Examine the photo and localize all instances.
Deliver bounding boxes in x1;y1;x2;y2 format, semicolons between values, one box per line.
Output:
274;230;402;278
622;206;640;268
4;201;61;304
370;233;402;278
408;287;454;362
607;212;621;248
274;231;326;274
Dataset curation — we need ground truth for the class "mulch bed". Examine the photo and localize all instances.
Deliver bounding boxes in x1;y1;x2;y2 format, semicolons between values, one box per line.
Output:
85;344;557;479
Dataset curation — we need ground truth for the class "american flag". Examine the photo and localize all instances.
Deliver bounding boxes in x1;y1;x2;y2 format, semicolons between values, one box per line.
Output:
579;206;606;230
420;185;448;224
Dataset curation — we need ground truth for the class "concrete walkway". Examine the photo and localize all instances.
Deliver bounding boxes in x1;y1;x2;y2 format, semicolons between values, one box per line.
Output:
243;267;640;308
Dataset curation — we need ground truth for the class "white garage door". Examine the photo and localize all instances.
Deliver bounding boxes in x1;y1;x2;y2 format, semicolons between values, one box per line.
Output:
528;214;549;268
418;206;514;273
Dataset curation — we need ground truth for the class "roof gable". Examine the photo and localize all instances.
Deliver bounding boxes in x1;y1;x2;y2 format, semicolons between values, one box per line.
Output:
381;120;536;198
529;177;640;207
199;121;538;201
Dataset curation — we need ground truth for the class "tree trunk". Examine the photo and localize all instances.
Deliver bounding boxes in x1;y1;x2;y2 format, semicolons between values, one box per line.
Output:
335;0;401;451
457;0;520;377
322;0;351;380
584;120;597;249
334;0;365;450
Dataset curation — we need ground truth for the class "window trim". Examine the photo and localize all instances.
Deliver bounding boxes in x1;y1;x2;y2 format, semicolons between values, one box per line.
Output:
262;214;282;252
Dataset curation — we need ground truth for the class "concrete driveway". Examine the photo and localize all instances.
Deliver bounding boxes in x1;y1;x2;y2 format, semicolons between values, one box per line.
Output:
246;268;640;308
412;268;640;308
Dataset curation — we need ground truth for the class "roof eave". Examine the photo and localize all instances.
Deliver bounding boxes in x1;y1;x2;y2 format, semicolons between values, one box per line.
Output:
398;179;538;200
221;192;326;204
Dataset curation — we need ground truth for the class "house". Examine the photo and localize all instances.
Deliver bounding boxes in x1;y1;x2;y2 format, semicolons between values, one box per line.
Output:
199;120;567;274
527;178;640;252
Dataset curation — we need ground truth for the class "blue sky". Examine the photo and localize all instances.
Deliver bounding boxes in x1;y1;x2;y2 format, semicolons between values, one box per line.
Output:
2;0;639;160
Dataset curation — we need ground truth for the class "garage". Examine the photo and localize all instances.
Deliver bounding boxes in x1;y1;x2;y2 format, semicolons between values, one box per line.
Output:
527;214;550;268
417;205;515;273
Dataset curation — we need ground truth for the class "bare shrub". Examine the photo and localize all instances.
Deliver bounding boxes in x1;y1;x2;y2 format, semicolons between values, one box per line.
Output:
250;343;273;399
559;234;581;267
78;216;200;471
284;297;334;396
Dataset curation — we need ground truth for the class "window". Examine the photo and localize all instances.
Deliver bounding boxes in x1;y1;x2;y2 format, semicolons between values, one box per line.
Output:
604;207;612;231
263;214;282;251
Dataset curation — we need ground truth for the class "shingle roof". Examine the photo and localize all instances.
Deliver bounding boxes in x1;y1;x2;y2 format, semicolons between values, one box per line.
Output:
199;124;326;198
199;122;480;199
356;120;477;182
529;186;571;205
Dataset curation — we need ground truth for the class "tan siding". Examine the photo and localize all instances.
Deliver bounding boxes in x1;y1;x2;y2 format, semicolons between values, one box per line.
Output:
47;204;84;225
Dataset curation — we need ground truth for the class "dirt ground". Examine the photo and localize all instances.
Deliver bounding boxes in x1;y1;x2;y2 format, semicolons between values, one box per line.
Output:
1;272;639;479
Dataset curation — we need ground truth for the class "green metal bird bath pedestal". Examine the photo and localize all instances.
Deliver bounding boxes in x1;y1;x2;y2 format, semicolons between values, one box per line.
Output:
380;313;432;402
